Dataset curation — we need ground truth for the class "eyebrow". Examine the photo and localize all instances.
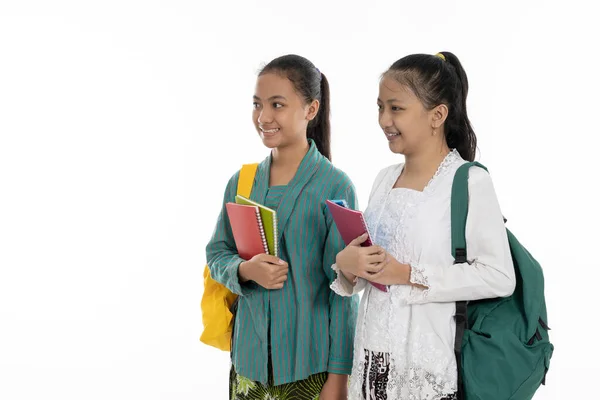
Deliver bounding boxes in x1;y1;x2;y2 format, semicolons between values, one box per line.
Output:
377;98;404;104
253;95;287;101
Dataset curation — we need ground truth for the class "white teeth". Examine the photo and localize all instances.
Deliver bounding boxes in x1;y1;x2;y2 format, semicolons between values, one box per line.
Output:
262;128;280;133
386;132;399;137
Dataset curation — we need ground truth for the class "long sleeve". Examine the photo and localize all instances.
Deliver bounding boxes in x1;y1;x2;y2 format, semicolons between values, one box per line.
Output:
407;167;516;304
323;184;360;375
205;171;252;296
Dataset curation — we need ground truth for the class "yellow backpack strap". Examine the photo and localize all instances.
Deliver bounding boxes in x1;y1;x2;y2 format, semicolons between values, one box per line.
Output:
237;163;259;197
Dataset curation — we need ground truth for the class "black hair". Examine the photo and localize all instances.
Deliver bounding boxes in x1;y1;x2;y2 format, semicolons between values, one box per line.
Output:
259;54;331;161
385;52;477;161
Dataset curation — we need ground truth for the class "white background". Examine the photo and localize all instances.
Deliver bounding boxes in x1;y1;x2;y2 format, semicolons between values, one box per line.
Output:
1;0;598;399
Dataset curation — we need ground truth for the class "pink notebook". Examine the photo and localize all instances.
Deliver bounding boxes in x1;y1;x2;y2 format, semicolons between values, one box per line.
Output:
326;200;388;292
226;203;269;260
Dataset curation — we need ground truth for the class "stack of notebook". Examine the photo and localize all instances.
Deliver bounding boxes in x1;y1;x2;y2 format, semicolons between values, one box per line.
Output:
225;195;278;260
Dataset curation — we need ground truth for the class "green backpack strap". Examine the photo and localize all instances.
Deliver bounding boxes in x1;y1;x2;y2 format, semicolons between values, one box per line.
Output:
450;161;488;400
451;161;488;262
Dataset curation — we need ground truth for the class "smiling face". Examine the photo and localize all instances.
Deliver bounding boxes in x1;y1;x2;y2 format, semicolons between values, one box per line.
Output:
377;75;441;156
252;72;318;150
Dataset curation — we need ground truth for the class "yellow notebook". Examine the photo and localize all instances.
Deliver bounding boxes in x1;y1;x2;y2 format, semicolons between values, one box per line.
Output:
235;195;278;257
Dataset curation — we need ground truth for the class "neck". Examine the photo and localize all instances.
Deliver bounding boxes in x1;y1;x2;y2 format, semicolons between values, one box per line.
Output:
403;143;452;178
271;138;310;169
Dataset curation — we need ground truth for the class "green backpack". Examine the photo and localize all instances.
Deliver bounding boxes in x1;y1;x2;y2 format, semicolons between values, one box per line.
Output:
451;162;554;400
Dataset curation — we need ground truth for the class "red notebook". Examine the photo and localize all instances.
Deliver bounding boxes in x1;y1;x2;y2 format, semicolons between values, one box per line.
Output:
226;203;269;260
326;200;388;292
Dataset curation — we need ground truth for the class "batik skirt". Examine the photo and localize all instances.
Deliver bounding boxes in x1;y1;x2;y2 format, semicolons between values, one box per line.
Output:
229;366;327;400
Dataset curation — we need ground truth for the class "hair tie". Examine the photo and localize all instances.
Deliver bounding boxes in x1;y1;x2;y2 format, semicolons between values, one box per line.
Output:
435;53;446;61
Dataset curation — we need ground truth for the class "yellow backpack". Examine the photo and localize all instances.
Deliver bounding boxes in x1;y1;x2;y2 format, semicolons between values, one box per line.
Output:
200;163;258;351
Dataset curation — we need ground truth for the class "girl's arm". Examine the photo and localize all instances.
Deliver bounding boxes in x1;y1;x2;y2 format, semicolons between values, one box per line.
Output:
372;168;516;303
205;171;254;296
322;183;360;376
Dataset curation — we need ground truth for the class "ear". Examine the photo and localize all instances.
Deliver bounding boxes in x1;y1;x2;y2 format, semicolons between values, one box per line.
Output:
306;99;320;121
430;103;449;129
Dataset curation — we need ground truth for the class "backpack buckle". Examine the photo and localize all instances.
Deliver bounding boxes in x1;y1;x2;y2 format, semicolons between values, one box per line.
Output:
455;248;467;264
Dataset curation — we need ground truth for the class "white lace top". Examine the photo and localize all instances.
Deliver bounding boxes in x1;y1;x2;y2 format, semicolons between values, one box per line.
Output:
331;150;516;400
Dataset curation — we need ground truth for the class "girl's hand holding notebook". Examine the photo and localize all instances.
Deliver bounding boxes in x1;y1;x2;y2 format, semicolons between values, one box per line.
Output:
326;200;389;292
239;254;288;290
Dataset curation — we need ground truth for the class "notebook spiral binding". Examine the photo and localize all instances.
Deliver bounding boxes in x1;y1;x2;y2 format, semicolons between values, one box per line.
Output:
272;214;278;257
255;208;269;254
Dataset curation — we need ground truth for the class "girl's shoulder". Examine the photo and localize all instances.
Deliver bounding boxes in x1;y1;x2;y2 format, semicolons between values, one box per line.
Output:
311;159;355;193
374;163;403;184
368;163;403;199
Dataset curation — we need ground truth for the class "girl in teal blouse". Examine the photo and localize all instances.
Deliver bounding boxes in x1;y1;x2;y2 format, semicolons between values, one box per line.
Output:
206;55;359;400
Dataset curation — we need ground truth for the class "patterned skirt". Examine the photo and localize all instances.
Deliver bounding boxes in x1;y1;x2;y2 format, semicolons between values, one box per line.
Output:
229;366;327;400
362;350;457;400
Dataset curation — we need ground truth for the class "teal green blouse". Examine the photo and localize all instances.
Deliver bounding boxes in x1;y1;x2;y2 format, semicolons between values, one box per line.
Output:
206;140;359;385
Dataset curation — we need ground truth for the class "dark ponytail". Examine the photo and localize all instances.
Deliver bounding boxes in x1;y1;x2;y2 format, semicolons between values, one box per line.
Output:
307;73;331;161
385;51;477;161
259;54;331;161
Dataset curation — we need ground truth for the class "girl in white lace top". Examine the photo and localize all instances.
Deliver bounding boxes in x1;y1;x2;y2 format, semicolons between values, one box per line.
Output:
331;52;516;400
